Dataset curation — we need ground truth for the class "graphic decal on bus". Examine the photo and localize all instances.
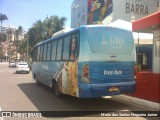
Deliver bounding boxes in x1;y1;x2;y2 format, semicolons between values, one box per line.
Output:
57;59;78;97
56;35;79;97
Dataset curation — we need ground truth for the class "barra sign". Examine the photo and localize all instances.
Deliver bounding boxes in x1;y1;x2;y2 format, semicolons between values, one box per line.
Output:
126;0;149;15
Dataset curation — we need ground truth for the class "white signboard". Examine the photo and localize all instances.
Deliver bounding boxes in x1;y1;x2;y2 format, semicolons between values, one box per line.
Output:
110;0;159;24
71;0;159;27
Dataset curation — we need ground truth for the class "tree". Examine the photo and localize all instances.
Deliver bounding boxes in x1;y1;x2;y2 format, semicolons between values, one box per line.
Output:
14;26;24;61
0;13;8;32
15;26;24;44
28;20;44;48
0;33;7;42
43;16;67;39
27;15;67;53
14;26;24;48
0;13;8;60
17;39;26;56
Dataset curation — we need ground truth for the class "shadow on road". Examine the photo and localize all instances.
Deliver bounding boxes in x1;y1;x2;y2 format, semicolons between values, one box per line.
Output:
18;82;130;111
17;82;157;118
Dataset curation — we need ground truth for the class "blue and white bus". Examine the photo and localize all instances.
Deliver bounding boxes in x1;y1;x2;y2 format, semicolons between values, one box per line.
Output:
31;25;136;98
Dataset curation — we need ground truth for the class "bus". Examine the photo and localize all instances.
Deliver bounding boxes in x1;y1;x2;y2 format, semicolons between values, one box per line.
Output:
31;25;136;98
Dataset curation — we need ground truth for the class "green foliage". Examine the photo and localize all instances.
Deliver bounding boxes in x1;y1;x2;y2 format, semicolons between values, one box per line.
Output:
28;15;67;51
0;33;6;42
0;13;8;27
17;15;66;59
0;14;66;60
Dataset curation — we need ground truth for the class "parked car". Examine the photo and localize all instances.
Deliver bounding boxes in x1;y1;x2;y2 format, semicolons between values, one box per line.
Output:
9;61;16;67
16;62;30;74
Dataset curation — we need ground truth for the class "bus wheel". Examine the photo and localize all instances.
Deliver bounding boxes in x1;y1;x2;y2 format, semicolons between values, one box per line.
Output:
35;76;40;85
54;82;62;97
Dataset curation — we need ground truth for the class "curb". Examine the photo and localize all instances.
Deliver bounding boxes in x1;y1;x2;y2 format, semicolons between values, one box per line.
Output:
112;95;160;110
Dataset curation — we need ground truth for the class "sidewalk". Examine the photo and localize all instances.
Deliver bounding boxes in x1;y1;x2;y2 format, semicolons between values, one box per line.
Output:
112;95;160;110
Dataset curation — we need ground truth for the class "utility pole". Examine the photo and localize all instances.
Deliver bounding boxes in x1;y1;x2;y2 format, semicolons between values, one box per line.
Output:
26;36;29;63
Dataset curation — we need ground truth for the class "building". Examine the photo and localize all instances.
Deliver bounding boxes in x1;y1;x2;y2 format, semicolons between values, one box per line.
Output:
71;0;159;70
71;0;160;103
131;11;160;103
0;26;25;61
71;0;88;28
71;0;159;28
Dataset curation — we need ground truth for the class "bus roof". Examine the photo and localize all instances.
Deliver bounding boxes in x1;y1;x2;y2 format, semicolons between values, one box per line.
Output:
33;25;132;48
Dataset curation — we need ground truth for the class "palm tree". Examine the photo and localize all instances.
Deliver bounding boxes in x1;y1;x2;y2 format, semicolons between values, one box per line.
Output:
0;13;8;32
27;15;67;51
15;26;23;47
15;26;24;61
43;16;67;38
33;20;44;41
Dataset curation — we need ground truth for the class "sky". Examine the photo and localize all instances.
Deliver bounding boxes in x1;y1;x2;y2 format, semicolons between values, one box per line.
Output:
0;0;73;31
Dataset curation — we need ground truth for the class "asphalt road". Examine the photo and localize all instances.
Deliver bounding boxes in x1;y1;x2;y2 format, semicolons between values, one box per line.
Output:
0;62;159;120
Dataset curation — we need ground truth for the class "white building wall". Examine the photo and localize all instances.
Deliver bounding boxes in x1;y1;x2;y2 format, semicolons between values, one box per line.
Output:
153;29;160;74
103;0;158;24
71;0;88;28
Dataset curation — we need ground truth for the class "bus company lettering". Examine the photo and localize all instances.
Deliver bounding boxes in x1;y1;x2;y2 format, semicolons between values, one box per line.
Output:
42;64;48;70
104;69;122;76
109;35;124;45
109;35;124;49
101;35;124;46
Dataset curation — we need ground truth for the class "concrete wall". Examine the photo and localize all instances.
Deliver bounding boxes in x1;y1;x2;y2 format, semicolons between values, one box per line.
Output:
71;0;88;28
153;29;160;74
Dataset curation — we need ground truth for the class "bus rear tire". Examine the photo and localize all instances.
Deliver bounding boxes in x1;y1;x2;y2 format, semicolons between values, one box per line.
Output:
35;75;40;86
54;82;62;97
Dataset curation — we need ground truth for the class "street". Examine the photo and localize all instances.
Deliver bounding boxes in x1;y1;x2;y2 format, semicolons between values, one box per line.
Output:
0;62;159;120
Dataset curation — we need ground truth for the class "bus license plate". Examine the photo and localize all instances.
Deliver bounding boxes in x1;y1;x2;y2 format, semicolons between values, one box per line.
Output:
108;87;119;92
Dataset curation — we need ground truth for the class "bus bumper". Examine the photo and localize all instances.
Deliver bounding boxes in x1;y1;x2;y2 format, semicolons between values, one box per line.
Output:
78;81;136;98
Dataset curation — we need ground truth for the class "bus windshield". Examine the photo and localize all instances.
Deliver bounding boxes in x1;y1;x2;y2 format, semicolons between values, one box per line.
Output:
88;27;134;54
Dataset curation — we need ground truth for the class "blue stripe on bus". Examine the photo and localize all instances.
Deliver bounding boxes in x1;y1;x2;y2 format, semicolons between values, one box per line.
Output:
78;61;136;98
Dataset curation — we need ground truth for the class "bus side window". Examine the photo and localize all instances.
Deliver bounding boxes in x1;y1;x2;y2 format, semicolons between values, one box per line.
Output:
43;44;47;61
56;39;63;60
51;41;57;61
40;45;43;61
37;46;40;61
47;43;51;60
70;34;79;60
32;47;37;61
63;36;70;60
